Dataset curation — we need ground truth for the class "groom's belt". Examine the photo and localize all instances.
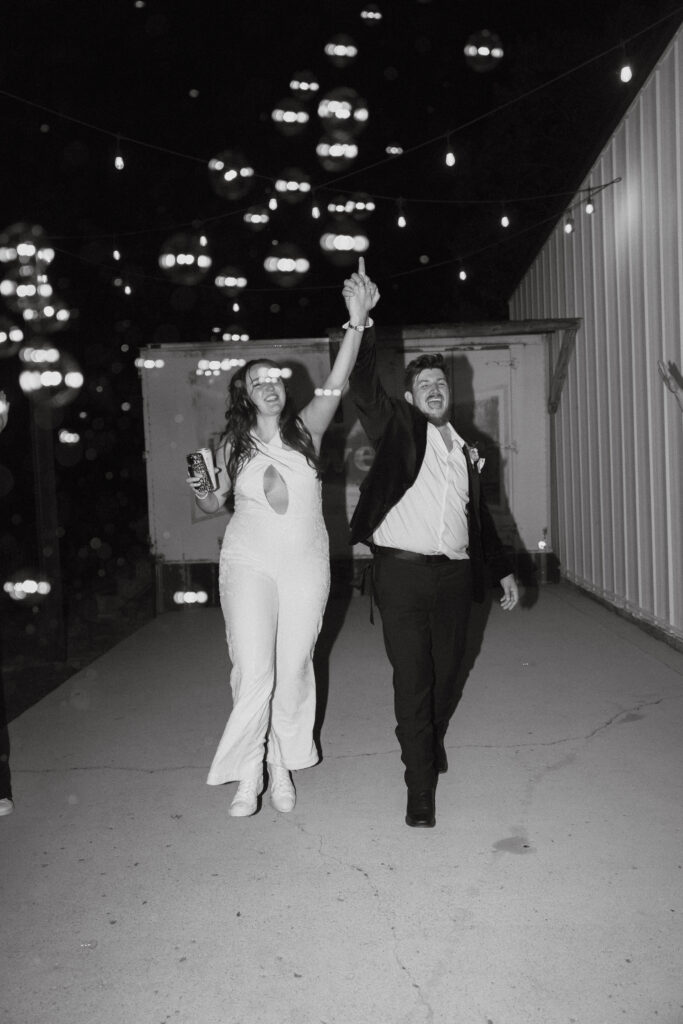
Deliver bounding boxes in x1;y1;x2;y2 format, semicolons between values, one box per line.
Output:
371;544;451;564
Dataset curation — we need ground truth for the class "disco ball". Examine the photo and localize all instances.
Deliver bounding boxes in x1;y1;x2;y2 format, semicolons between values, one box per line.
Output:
18;345;84;407
159;233;212;285
243;205;270;231
318;87;369;140
274;167;312;204
324;33;358;68
289;70;320;95
316;135;359;172
271;96;310;137
0;222;54;267
263;244;310;288
3;568;52;605
214;266;248;297
464;29;504;72
327;192;376;220
360;4;382;22
208;149;255;200
319;218;370;267
0;316;25;358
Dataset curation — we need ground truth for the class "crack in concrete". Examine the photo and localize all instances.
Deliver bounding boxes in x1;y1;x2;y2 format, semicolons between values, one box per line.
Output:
15;694;675;775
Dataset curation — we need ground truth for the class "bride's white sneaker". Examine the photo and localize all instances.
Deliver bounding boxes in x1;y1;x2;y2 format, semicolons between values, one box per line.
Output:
268;764;296;813
229;777;262;817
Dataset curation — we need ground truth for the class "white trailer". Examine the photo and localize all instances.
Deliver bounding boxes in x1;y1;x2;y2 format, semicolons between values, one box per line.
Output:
140;320;575;610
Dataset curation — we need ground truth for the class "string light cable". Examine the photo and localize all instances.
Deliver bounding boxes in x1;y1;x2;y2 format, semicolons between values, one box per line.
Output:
0;5;678;199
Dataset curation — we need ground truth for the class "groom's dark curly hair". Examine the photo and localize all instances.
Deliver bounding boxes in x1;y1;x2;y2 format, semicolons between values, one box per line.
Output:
404;353;447;393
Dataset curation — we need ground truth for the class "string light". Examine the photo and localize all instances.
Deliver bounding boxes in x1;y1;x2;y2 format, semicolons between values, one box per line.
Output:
619;45;633;82
114;136;124;171
585;194;595;214
564;215;575;234
445;134;456;167
500;212;510;228
396;199;407;228
458;267;467;281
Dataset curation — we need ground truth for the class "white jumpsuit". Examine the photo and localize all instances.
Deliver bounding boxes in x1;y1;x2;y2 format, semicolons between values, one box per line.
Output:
206;432;330;785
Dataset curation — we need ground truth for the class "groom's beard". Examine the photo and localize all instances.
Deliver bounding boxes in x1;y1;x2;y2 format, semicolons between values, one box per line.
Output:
424;409;450;427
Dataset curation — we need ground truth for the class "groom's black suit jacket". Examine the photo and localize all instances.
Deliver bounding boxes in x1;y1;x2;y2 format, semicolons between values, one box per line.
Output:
348;331;513;603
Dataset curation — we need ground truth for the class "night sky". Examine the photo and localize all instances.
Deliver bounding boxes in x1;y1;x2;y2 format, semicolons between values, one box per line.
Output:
0;0;681;640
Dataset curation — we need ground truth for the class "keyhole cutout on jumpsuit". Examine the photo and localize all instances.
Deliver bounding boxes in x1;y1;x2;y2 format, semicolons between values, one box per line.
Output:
263;464;289;514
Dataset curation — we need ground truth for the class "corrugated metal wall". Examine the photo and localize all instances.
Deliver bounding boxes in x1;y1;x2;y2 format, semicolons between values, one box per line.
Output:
510;27;683;643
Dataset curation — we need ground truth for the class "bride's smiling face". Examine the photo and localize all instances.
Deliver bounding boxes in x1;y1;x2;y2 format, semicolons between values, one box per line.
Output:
245;363;286;417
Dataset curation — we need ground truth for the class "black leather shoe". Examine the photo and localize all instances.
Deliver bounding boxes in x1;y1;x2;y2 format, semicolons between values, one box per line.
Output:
405;789;436;828
436;739;448;774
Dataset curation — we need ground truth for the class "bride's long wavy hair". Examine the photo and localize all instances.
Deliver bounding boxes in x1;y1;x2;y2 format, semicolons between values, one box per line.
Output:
219;359;320;484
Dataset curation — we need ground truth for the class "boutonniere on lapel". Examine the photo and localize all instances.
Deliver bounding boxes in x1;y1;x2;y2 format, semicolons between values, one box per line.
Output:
466;443;486;474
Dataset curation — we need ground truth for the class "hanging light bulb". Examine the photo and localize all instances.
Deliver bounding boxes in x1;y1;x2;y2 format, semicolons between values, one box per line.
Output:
619;62;633;83
500;212;510;228
396;200;406;228
311;197;321;220
564;215;575;234
585;195;595;215
445;135;456;167
114;136;124;171
458;267;467;281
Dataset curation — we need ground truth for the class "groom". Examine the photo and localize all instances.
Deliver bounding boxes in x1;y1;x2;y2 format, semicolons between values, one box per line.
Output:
347;327;518;828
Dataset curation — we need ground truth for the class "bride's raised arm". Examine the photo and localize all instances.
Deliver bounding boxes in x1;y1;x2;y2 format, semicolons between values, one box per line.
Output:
299;257;380;447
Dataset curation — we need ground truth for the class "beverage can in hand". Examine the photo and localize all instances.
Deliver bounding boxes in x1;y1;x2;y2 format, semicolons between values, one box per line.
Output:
186;448;218;492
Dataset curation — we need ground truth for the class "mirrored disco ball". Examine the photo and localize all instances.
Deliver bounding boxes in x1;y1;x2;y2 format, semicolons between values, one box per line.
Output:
271;96;310;137
327;192;376;220
324;33;358;68
214;266;248;297
274;167;312;204
0;315;24;358
159;233;212;285
3;568;52;605
18;345;84;407
289;69;320;95
243;204;270;231
319;218;370;266
464;29;504;72
318;87;369;140
263;244;310;288
316;135;359;172
208;149;255;200
0;222;54;267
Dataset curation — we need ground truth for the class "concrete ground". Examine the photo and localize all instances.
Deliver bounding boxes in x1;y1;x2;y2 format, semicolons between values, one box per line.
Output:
1;582;682;1024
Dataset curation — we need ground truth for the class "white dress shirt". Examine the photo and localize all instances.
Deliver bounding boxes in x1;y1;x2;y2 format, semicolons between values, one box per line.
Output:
373;422;470;558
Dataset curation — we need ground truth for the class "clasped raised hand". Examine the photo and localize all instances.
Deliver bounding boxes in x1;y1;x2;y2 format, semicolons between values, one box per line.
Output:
342;256;380;323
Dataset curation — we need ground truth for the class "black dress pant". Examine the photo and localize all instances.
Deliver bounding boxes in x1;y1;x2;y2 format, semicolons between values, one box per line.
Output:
373;553;472;792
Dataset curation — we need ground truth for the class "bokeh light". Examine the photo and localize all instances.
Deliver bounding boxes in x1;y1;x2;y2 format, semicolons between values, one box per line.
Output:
18;346;84;407
0;316;24;358
208;149;255;200
320;219;370;266
324;34;358;68
159;233;212;285
243;204;270;231
464;29;504;72
316;136;359;172
318;87;369;139
271;96;310;136
214;267;248;296
274;167;312;203
263;244;310;287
